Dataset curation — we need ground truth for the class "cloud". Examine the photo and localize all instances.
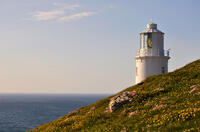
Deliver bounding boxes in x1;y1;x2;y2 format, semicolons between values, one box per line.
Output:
32;10;64;21
59;12;97;22
30;3;97;22
108;5;115;9
53;3;81;10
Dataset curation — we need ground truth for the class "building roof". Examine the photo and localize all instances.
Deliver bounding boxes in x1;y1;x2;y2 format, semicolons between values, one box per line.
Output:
140;23;164;34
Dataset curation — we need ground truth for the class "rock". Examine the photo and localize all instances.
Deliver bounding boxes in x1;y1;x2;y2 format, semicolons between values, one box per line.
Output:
68;110;78;116
190;85;199;89
129;110;139;117
104;107;110;113
144;102;151;106
190;88;197;93
121;127;127;132
189;84;199;94
121;109;126;114
109;91;139;112
90;106;96;110
161;97;168;100
130;91;139;98
137;87;144;91
65;117;70;121
87;106;96;114
196;92;200;95
152;104;167;111
154;88;164;92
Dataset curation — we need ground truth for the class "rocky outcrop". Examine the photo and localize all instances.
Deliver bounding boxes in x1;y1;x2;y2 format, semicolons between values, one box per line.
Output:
109;91;139;112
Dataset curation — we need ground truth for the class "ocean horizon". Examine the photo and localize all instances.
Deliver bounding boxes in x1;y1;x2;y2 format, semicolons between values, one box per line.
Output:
0;93;110;132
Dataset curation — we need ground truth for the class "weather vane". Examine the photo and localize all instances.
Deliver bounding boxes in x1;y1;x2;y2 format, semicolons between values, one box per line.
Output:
150;18;153;23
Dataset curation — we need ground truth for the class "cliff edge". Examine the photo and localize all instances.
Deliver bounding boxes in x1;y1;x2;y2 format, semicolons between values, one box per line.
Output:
30;59;200;132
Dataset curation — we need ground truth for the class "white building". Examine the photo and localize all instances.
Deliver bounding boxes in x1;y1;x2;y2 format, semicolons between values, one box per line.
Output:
135;21;170;84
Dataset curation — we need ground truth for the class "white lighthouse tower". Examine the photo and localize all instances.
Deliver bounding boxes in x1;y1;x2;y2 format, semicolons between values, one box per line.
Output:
135;20;170;84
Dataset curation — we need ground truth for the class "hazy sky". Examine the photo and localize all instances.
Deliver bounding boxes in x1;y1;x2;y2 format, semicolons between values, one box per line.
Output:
0;0;199;94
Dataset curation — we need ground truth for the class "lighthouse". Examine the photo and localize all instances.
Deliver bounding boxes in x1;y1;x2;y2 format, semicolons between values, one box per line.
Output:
135;20;170;84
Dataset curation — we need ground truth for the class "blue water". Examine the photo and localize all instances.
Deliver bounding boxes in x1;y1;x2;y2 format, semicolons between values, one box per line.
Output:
0;94;109;132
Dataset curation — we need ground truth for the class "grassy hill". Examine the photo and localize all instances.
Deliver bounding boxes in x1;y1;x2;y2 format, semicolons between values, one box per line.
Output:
30;59;200;132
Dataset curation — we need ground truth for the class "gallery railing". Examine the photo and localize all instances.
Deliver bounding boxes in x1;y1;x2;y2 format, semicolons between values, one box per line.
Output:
136;49;170;57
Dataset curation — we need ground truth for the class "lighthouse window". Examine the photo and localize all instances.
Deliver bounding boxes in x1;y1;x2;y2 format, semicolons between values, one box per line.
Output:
140;35;144;49
143;33;152;48
161;67;165;73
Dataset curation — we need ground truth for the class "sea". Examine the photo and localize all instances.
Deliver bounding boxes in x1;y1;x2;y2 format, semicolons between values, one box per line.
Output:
0;94;109;132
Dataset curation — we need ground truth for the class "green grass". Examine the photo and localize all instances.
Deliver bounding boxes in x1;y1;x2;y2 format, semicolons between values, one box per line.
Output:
30;59;200;132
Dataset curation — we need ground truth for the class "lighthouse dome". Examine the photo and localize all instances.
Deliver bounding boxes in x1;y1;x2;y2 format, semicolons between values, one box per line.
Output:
147;23;157;29
141;23;163;34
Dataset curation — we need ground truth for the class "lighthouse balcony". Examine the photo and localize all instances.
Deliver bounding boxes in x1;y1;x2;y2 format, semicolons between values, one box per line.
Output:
136;49;170;57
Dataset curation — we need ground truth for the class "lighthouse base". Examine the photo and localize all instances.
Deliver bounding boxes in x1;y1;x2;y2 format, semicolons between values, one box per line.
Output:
135;56;170;84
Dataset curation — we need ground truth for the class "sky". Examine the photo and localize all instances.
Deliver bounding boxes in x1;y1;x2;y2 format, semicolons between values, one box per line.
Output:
0;0;199;94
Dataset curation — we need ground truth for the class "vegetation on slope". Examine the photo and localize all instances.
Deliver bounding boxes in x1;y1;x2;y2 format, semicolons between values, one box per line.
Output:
30;59;200;132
